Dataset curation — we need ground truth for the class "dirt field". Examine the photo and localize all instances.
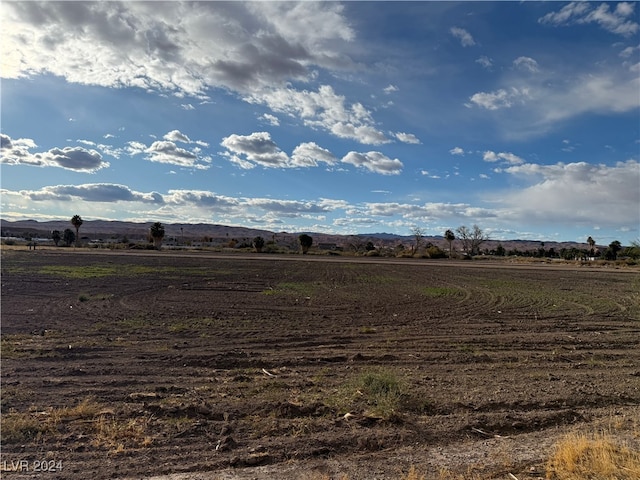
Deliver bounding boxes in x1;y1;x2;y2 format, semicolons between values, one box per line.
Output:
1;249;639;479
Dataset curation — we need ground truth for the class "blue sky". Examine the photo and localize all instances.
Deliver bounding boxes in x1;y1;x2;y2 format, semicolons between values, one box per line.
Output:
1;1;639;244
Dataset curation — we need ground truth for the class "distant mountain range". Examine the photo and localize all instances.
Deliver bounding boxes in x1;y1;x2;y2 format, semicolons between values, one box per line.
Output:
0;218;598;252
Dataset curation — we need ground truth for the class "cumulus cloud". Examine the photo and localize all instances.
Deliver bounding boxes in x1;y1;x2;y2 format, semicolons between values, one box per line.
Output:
1;133;109;172
220;132;289;169
513;56;539;73
539;2;639;37
0;1;380;145
450;27;476;47
259;113;280;126
483;151;524;165
145;141;210;169
467;87;530;110
1;2;353;92
291;142;337;167
20;183;163;203
495;160;640;227
126;134;211;169
449;147;465;156
393;132;420;144
383;84;399;94
476;56;493;69
342;151;403;175
362;201;496;221
219;132;403;174
247;85;389;145
163;130;191;143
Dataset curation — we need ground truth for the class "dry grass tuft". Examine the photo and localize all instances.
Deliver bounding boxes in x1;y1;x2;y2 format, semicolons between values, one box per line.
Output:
93;415;153;452
546;432;640;480
1;397;152;452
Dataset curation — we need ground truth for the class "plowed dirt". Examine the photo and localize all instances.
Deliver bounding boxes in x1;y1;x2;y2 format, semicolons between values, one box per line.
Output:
1;249;639;479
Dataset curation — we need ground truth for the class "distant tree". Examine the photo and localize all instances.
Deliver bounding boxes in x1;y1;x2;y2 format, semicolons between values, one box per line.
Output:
253;236;265;253
444;229;455;259
538;242;546;258
456;224;488;256
365;241;375;251
299;234;313;254
63;229;75;247
456;226;471;254
604;240;622;260
587;236;595;257
71;215;83;247
149;222;165;250
51;230;61;247
425;245;447;259
495;244;506;256
623;239;640;260
410;226;425;256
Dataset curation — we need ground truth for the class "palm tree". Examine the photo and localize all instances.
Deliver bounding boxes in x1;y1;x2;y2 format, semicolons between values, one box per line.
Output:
71;215;83;247
253;236;265;253
298;234;313;254
444;229;455;259
149;222;165;250
51;230;61;247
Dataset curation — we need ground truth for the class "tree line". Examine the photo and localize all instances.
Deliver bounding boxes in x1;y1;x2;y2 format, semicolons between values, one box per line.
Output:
28;215;640;261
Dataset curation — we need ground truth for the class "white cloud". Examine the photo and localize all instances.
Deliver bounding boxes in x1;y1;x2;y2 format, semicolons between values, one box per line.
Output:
450;27;476;47
259;113;280;126
163;130;191;143
291;142;337;167
483;151;524;165
0;2;353;93
144;141;210;169
383;84;399;94
476;56;493;69
421;170;441;179
495;160;640;227
126;136;211;169
220;132;289;169
181;104;195;110
247;85;389;145
394;132;421;144
513;56;539;73
0;2;376;145
619;44;640;57
19;183;163;204
539;2;639;37
1;133;109;172
342;151;403;175
468;87;530;110
449;147;465;156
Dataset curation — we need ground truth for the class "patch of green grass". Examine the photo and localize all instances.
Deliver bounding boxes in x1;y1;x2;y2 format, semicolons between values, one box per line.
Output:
78;292;113;302
328;367;405;421
262;281;317;296
37;264;221;279
356;274;398;284
41;265;120;278
0;333;64;359
359;326;377;334
118;315;151;330
167;317;218;333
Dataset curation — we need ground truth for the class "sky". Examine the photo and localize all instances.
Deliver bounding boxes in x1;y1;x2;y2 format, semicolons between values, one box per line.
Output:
1;1;639;244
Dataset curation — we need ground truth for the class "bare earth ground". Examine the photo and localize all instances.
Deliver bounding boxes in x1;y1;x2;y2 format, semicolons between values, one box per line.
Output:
1;249;639;479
